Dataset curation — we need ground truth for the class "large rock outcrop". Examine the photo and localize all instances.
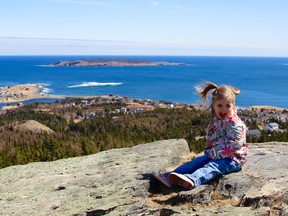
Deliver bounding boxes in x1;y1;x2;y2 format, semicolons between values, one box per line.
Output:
0;139;287;215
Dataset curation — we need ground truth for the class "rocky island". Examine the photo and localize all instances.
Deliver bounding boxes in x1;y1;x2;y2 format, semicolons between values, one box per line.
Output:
48;58;185;67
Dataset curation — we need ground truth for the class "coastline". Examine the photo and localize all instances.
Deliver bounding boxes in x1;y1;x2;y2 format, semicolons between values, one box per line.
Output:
0;84;65;105
0;84;286;112
247;105;286;112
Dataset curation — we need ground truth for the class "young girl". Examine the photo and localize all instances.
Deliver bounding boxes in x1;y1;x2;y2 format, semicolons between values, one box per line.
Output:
152;81;248;189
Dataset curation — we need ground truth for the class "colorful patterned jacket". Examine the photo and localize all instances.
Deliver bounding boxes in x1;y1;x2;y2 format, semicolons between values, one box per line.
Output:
205;113;248;166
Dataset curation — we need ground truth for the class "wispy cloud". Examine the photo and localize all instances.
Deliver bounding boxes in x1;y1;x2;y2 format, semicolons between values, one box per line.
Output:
1;36;287;56
50;0;107;6
151;2;159;6
51;0;163;7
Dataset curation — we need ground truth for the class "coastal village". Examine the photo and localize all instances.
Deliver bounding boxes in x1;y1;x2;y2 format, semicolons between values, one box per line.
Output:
62;96;288;138
0;84;287;138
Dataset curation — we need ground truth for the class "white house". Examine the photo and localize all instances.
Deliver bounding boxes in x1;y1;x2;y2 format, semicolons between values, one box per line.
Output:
114;109;121;114
81;100;89;105
120;107;127;113
167;104;174;109
263;123;279;131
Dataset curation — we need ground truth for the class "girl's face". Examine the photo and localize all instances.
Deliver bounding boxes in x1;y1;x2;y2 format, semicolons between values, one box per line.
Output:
213;99;234;119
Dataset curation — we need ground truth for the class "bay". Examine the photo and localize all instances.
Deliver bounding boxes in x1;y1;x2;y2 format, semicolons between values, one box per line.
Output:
0;56;287;108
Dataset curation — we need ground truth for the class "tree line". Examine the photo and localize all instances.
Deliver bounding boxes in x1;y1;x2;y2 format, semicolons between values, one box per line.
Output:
0;102;287;169
0;105;209;169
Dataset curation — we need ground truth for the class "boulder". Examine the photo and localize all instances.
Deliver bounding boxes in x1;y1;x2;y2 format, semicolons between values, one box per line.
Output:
0;139;189;215
0;139;287;215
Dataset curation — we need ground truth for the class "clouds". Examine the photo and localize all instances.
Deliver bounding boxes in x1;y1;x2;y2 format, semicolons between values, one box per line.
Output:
50;0;160;7
151;2;159;6
50;0;107;6
1;1;288;56
1;36;287;56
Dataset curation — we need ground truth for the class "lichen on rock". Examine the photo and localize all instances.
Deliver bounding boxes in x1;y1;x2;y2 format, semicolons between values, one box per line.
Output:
0;139;287;215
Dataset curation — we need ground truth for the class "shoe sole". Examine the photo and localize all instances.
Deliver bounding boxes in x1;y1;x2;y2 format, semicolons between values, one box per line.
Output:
168;173;193;190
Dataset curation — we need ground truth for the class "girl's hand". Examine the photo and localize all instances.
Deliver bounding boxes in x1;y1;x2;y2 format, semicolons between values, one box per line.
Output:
207;148;218;159
207;148;225;160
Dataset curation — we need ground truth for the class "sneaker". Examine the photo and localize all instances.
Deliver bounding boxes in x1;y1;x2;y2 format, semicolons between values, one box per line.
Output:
151;171;173;188
168;172;194;190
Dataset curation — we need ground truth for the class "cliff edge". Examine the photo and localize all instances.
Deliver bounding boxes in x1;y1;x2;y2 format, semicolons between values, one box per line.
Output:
0;139;287;215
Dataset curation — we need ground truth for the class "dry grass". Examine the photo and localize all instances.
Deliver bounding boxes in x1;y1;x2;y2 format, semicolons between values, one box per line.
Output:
14;120;55;134
146;151;239;210
145;190;239;211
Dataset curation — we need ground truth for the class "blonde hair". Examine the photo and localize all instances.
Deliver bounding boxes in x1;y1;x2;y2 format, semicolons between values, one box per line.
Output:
195;81;240;109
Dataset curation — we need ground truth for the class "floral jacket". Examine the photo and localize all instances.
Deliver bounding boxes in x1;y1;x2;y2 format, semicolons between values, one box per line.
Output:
205;113;248;166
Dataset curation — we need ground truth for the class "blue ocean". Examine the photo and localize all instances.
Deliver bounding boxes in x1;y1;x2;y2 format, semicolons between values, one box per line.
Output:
0;56;288;108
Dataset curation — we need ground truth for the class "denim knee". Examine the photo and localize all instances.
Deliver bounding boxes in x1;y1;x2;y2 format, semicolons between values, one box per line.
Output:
223;158;241;174
209;158;241;174
187;158;241;187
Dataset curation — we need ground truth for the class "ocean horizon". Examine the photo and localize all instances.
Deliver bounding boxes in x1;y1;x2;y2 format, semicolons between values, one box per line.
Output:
0;55;288;109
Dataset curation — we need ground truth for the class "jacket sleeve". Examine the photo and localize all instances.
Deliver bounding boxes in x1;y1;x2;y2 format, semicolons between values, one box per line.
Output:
205;118;246;160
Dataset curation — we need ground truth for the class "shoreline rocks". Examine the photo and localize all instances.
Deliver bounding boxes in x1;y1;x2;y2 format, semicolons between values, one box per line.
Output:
0;83;64;105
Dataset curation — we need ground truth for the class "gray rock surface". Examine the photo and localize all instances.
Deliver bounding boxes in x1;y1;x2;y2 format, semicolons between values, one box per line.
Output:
0;139;189;216
0;139;287;216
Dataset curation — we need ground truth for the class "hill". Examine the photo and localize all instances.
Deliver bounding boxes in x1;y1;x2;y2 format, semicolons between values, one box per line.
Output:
14;120;55;134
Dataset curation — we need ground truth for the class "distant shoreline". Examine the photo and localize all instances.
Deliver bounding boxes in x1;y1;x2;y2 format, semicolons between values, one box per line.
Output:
0;84;287;112
47;58;185;67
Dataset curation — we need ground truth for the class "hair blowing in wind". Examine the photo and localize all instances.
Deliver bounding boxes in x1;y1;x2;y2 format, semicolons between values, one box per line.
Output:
194;81;240;104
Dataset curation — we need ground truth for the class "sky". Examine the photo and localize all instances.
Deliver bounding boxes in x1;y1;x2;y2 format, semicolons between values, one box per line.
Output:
1;0;288;56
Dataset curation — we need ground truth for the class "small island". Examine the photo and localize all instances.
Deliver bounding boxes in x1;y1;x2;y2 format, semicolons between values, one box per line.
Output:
48;58;185;67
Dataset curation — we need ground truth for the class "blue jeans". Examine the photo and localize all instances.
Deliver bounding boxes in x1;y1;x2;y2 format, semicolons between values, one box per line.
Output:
170;154;241;187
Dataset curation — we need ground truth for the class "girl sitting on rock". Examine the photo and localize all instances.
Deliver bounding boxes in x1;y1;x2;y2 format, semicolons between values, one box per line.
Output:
152;81;248;189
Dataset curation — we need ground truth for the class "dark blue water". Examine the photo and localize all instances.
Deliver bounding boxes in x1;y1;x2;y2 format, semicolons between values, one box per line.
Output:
0;56;288;108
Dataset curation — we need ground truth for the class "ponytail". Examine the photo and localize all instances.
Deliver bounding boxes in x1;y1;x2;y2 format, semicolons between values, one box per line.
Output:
194;81;240;106
232;87;240;95
195;81;218;102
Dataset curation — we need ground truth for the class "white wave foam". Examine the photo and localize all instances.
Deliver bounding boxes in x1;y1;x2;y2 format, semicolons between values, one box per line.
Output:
36;65;50;67
278;63;288;66
68;82;123;88
40;87;52;94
